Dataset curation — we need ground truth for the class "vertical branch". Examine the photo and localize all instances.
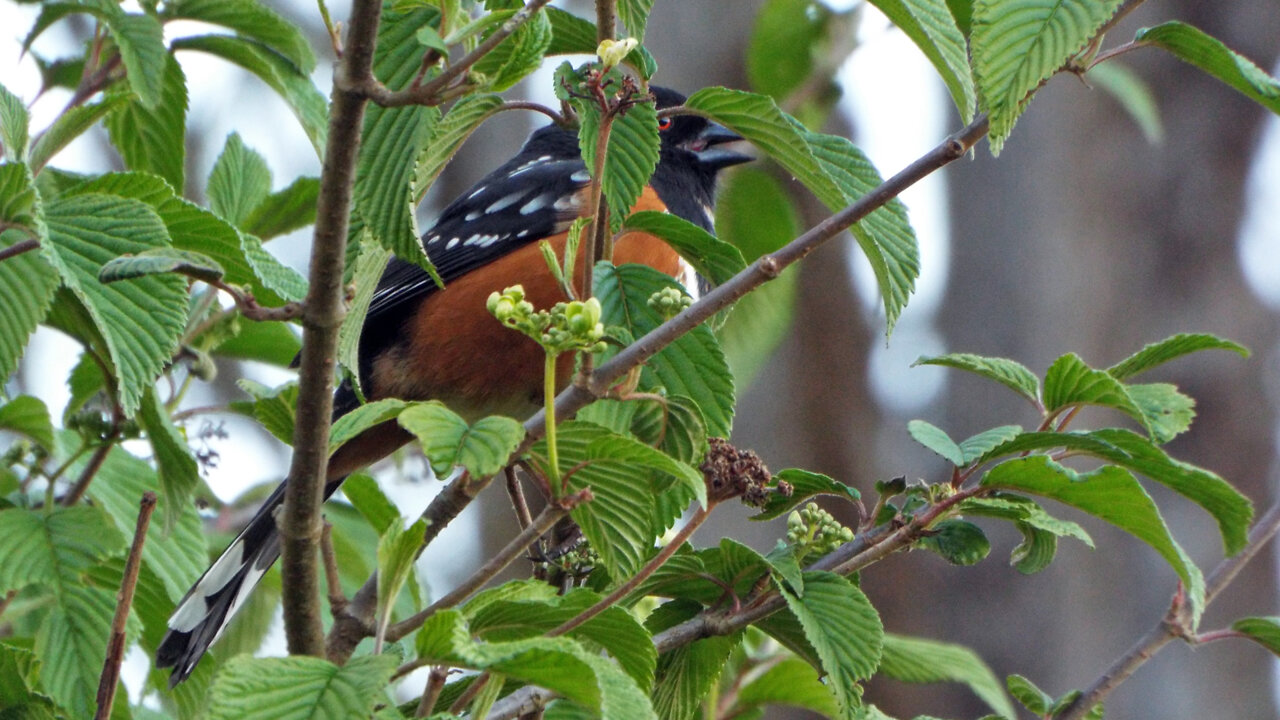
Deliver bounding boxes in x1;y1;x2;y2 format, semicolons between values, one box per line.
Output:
95;492;155;720
280;0;383;658
595;0;616;43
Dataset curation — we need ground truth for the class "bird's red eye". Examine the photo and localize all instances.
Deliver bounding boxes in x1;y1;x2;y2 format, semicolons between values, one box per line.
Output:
657;117;673;131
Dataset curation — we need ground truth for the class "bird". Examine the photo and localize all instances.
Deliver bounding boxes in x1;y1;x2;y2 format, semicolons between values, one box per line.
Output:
156;86;751;685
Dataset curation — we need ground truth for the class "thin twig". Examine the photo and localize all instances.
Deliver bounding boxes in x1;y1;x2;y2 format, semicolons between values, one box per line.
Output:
384;496;582;643
61;436;117;507
0;238;38;263
495;100;569;126
94;492;155;720
210;279;305;322
280;0;384;659
451;671;493;715
504;466;534;530
320;520;348;614
595;0;616;43
416;667;449;717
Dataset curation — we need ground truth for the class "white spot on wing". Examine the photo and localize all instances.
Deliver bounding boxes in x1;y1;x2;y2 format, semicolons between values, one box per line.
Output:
520;194;553;215
553;194;581;212
486;191;526;214
464;210;482;221
446;237;460;250
570;169;591;183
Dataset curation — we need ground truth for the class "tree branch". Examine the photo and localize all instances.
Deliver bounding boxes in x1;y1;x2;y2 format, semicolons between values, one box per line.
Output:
595;0;616;43
280;0;383;659
0;238;38;263
94;492;155;720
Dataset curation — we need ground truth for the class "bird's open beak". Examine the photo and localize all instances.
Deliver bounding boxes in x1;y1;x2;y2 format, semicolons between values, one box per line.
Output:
688;122;753;170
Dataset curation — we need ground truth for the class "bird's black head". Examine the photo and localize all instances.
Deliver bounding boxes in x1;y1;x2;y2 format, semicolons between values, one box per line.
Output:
649;86;752;231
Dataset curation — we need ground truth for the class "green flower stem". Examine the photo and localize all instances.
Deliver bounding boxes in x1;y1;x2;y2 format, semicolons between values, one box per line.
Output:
544;351;563;493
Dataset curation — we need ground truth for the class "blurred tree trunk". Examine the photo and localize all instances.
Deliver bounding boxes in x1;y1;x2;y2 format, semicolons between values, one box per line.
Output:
864;3;1280;718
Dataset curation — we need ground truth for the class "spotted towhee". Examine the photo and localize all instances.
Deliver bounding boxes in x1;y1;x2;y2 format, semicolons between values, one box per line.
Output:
156;86;750;684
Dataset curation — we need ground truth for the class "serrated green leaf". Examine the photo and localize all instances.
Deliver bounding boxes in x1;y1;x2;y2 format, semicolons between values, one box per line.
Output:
171;34;328;155
751;468;860;521
731;655;841;718
377;517;427;647
1124;382;1195;444
713;167;799;388
869;0;975;122
652;633;739;720
621;211;745;287
616;0;653;41
473;9;552;91
578;96;660;224
970;429;1120;466
1044;351;1140;414
1086;62;1163;144
1135;22;1280;116
914;352;1040;407
803;130;920;334
31;96;127;173
1106;332;1249;380
329;398;409;454
1009;521;1058;574
99;247;226;283
236;379;298;445
917;519;990;565
627;394;708;465
957;424;1022;464
83;445;206;603
972;0;1124;154
0;506;123;592
242;176;319;240
468;588;657;693
99;4;168;109
879;633;1016;718
36;584;126;718
412;93;504;202
42;193;187;415
340;472;399;536
105;53;188;191
213;319;300;366
1233;617;1280;656
208;133;271;227
164;0;316;74
0;83;30;162
961;494;1093;547
595;262;735;436
337;240;392;394
544;8;657;79
137;387;200;530
239;232;308;302
774;571;883;717
908;419;964;466
0;396;54;451
207;655;397;720
983;455;1205;623
398;401;524;478
0;166;56;383
1006;673;1051;714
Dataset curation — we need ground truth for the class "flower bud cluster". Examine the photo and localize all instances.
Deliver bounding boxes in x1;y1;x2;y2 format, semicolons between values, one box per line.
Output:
647;287;691;320
487;285;607;354
787;502;855;557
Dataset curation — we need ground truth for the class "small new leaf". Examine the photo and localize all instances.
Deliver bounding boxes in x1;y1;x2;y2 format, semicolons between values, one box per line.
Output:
398;402;525;478
98;248;226;284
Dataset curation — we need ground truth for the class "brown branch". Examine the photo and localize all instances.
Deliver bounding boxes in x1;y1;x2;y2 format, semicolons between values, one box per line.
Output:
280;0;383;659
416;667;449;717
595;0;616;43
352;0;555;108
320;520;348;615
1058;500;1280;720
210;279;305;322
94;492;155;720
61;431;119;507
0;238;38;263
496;100;570;126
504;466;534;530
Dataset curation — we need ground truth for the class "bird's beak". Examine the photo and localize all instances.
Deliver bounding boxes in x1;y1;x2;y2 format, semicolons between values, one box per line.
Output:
688;122;753;170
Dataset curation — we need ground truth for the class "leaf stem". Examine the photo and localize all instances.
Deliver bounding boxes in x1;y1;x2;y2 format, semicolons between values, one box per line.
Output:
0;238;38;263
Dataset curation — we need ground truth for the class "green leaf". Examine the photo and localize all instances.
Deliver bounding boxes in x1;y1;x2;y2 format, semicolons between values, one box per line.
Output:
208;133;272;227
962;494;1093;547
1135;21;1280;116
774;571;883;717
213;319;300;366
751;468;860;521
207;655;397;720
803;130;919;334
137;387;200;530
0;506;123;592
582;428;707;509
1124;382;1195;443
42;193;187;415
398;401;525;478
84;446;206;603
329;398;410;454
969;429;1120;466
340;472;400;535
544;8;657;78
163;0;316;74
1006;673;1051;715
37;585;126;718
916;519;990;565
971;0;1124;153
98;247;226;284
1233;617;1280;656
983;455;1206;623
98;4;168;109
627;394;708;465
621;211;745;287
578;95;660;223
1106;333;1249;380
879;633;1016;718
337;239;392;393
652;634;739;720
105;53;188;192
617;0;653;41
957;425;1022;464
412;92;505;201
0;82;30;162
868;0;976;122
0;396;54;451
1086;62;1163;144
1043;352;1155;431
473;10;552;91
170;34;328;154
730;656;841;718
948;0;973;36
913;353;1040;407
908;419;964;466
242;176;319;240
0;165;56;383
468;588;658;693
377;518;427;644
747;0;833;100
31;96;127;173
236;379;298;445
713;167;800;388
595;262;735;437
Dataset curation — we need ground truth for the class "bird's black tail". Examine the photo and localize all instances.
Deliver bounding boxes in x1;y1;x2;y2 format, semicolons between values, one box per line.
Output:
155;481;286;686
